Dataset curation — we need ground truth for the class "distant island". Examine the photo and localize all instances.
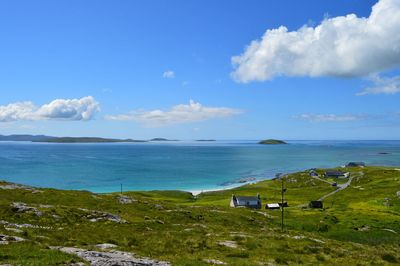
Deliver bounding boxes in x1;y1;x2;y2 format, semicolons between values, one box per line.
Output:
196;139;216;142
0;135;146;143
150;138;178;141
34;137;146;143
258;139;287;145
0;134;54;142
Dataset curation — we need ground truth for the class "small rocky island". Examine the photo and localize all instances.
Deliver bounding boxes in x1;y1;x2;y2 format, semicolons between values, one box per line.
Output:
258;139;287;145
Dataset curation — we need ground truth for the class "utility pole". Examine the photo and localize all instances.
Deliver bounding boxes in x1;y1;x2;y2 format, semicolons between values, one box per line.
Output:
281;178;284;231
280;174;287;232
276;173;286;232
120;183;123;194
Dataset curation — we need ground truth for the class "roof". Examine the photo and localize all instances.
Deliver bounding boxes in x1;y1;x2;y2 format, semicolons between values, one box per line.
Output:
309;201;323;208
235;196;259;201
325;170;346;176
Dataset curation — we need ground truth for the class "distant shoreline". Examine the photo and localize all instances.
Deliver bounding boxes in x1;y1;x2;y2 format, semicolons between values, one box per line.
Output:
2;165;399;197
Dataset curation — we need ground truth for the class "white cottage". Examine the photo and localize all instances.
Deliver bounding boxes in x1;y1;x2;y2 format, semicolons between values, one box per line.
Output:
230;194;261;209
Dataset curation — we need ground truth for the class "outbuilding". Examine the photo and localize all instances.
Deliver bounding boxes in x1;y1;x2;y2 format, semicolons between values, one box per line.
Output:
309;201;323;209
265;203;280;210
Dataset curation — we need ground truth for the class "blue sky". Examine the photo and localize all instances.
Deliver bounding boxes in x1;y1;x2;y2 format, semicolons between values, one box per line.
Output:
1;0;400;140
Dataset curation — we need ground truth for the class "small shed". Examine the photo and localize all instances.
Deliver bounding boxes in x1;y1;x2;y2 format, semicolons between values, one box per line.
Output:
230;194;261;209
265;203;280;210
309;201;323;209
279;201;288;208
346;162;366;167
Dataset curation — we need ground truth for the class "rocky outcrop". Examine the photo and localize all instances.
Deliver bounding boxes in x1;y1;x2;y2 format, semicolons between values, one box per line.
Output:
79;208;127;223
0;183;43;193
51;247;170;266
0;220;52;230
10;202;43;217
0;234;25;245
117;195;136;204
218;240;238;249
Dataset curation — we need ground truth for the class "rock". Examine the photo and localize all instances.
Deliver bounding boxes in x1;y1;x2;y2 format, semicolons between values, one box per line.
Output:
203;259;227;265
5;227;23;233
51;246;170;266
96;243;118;250
154;204;164;210
0;234;25;245
218;241;238;249
39;204;54;208
10;202;43;217
104;213;126;223
310;238;326;244
9;236;25;242
396;191;400;198
359;225;370;232
117;195;136;204
81;209;127;224
0;220;52;230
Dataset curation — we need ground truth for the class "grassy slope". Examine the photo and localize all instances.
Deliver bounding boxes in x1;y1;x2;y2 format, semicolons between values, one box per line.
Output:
0;166;399;265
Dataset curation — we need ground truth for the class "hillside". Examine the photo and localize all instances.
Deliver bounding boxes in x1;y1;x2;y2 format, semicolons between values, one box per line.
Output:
0;166;399;265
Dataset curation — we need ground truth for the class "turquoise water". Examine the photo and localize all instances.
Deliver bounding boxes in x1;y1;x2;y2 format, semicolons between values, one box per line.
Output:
0;140;399;193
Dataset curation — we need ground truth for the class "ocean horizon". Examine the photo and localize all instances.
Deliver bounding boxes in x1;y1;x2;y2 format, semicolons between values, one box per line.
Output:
0;140;399;193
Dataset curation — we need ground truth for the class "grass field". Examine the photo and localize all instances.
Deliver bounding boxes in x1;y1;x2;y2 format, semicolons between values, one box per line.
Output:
0;166;399;265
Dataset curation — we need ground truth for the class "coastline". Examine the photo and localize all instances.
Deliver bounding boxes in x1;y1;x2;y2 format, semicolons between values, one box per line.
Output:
188;182;256;196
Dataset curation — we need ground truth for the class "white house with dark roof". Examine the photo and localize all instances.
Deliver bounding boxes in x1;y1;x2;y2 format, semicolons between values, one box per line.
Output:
230;194;261;209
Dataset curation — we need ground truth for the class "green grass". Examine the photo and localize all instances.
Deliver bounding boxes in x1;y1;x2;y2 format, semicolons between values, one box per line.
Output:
0;166;399;265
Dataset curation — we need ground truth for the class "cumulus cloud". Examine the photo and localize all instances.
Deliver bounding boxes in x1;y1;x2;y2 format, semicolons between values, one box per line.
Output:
357;75;400;95
0;96;100;122
163;70;175;78
105;100;242;127
231;0;400;82
296;114;365;122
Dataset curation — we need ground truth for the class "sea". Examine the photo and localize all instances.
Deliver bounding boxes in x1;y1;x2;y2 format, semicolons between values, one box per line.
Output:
0;140;399;193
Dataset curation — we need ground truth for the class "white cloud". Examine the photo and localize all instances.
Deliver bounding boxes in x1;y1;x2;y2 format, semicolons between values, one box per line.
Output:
231;0;400;82
163;70;175;79
357;75;400;95
0;96;100;122
105;100;242;127
296;114;364;122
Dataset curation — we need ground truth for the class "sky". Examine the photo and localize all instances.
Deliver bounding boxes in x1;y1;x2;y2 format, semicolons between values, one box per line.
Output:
1;0;400;140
